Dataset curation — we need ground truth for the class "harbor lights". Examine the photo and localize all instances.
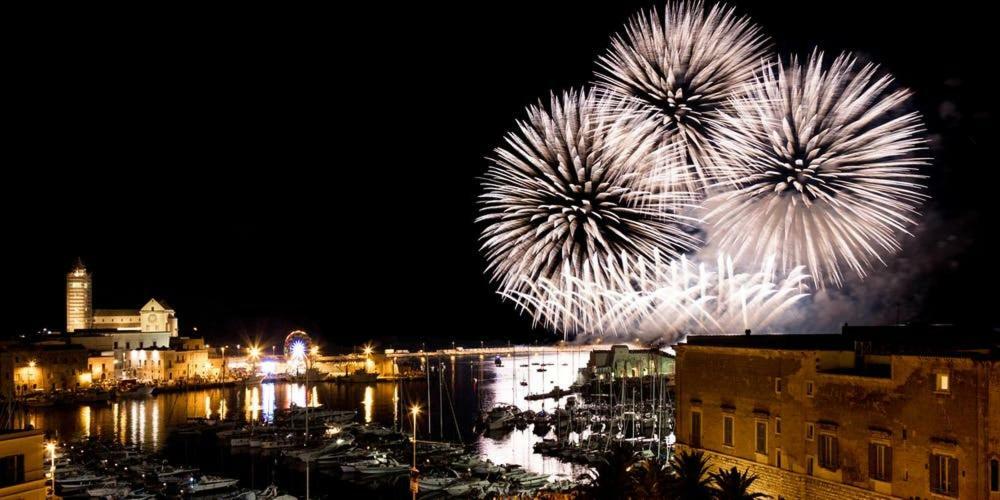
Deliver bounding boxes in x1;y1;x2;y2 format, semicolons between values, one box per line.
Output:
46;441;56;496
409;404;421;471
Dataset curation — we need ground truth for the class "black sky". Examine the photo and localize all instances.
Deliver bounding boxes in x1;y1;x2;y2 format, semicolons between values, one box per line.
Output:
7;1;997;349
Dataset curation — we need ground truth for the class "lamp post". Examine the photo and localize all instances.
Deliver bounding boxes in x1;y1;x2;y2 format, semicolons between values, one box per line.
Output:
410;404;420;470
220;346;227;382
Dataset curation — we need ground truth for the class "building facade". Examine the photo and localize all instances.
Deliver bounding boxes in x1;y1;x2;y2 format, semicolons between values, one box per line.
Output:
674;326;1000;499
65;260;92;332
0;344;90;395
584;345;674;380
0;429;47;500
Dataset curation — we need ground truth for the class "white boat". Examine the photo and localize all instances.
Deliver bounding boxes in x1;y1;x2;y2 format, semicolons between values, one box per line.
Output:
261;439;296;450
419;476;457;490
57;473;113;492
184;475;240;494
86;485;131;498
445;479;490;496
230;437;250;447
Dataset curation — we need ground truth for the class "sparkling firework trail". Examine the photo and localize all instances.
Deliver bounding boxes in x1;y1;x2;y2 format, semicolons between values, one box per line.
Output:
704;51;929;288
509;254;809;340
478;89;700;334
595;0;770;191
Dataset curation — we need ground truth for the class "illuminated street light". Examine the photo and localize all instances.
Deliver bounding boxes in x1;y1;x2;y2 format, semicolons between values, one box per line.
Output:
410;404;421;471
362;344;373;357
29;360;37;368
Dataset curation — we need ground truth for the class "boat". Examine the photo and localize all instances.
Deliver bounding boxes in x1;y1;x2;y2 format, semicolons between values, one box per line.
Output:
86;485;132;498
494;355;503;366
117;380;155;398
446;479;491;496
335;368;379;383
184;475;240;494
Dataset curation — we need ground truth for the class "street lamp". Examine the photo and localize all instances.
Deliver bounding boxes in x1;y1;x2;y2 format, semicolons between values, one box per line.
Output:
410;404;421;471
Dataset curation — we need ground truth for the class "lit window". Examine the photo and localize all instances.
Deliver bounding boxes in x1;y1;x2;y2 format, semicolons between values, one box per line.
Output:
755;421;767;454
935;372;950;392
723;416;734;447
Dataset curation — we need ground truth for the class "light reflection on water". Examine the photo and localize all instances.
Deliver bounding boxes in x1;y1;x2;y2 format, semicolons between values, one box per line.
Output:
30;350;594;477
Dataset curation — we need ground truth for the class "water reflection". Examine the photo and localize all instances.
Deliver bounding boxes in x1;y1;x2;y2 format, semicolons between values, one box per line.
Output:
30;348;597;478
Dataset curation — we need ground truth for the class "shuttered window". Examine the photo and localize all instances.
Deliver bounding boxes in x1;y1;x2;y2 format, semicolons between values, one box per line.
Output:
755;421;767;454
930;453;958;497
819;434;839;470
723;416;734;447
690;412;701;448
868;443;892;481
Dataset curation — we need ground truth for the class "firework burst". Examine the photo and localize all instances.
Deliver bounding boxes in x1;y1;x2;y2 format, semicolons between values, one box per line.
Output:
510;253;810;340
704;51;929;288
478;89;700;334
595;0;770;191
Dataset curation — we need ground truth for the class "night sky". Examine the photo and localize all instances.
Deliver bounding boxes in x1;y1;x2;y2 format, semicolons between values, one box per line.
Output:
7;2;996;349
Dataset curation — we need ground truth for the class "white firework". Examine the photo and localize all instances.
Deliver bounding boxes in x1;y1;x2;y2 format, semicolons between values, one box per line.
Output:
595;0;770;191
704;51;929;288
510;254;810;341
478;89;700;335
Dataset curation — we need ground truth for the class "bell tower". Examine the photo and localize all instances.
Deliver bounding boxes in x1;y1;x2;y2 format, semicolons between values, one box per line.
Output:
66;258;92;332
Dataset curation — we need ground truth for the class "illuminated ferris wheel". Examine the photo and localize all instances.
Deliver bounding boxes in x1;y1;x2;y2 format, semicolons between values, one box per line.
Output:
284;330;312;359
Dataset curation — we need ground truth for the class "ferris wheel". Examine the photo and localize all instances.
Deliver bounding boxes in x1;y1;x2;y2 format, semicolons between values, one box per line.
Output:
284;330;312;359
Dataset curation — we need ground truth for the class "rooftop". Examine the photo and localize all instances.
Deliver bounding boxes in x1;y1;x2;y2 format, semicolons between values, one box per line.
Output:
683;325;1000;359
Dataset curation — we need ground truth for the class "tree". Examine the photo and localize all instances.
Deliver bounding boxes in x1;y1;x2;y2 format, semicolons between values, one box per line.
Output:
710;466;766;500
664;449;714;500
630;456;670;498
582;444;637;500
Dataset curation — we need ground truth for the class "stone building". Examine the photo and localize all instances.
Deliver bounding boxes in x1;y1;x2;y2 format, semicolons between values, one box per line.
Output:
584;344;674;380
0;429;47;500
65;259;92;332
674;325;1000;499
123;344;211;383
0;344;90;395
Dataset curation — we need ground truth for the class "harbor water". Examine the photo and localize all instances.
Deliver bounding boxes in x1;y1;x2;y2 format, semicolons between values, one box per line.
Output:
30;350;596;496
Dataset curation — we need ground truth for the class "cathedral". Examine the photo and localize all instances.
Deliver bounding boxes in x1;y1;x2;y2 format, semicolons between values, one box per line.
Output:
65;260;179;345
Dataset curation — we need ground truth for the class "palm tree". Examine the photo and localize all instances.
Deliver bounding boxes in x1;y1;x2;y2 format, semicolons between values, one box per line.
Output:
710;466;766;500
630;456;670;498
664;450;714;500
582;444;637;500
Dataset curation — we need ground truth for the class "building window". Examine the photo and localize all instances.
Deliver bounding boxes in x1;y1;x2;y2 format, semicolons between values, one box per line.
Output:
776;448;783;468
869;442;892;481
723;416;734;447
806;456;815;476
806;423;815;441
114;342;119;349
755;421;767;455
691;411;702;448
935;372;950;393
819;434;839;470
0;454;25;487
775;417;782;435
990;458;998;492
775;377;782;394
930;453;958;497
126;342;130;349
806;380;814;397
